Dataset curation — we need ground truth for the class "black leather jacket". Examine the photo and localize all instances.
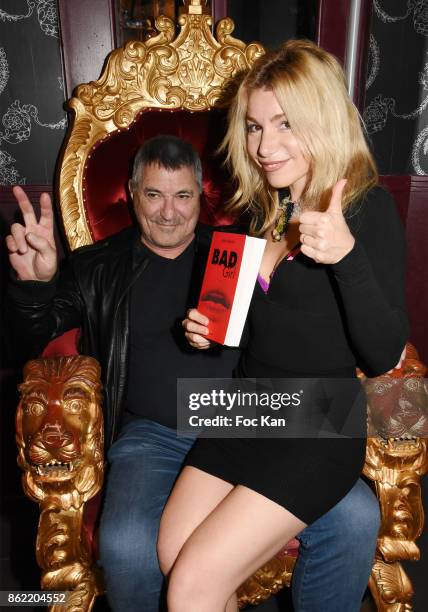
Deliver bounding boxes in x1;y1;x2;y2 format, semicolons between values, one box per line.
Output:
6;223;239;449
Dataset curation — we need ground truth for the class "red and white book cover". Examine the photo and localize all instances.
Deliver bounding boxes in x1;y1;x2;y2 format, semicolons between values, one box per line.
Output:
197;231;266;346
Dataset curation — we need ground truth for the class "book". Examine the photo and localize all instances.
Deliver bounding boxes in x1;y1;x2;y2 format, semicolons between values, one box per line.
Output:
197;231;266;346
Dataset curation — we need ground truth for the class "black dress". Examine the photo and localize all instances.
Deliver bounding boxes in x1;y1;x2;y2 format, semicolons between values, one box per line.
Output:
184;187;408;524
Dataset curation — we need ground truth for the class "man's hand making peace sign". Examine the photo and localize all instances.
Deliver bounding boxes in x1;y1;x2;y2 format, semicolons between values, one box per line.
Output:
6;186;57;282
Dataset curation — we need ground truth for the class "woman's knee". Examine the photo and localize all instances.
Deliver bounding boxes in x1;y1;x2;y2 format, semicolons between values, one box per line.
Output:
156;539;174;577
167;561;227;612
157;517;182;576
166;566;194;611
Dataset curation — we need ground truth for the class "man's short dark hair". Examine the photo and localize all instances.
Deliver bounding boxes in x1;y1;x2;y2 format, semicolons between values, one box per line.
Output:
130;135;203;193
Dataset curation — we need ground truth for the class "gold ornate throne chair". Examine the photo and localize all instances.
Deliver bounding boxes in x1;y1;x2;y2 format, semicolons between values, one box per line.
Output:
15;2;428;610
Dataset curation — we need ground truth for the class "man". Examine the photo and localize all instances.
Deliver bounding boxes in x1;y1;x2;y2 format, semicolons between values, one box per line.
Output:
5;135;380;611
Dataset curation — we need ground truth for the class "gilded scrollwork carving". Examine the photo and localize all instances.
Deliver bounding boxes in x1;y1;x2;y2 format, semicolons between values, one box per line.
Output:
16;356;104;610
58;112;94;246
58;0;264;250
369;558;414;612
75;10;263;121
364;437;428;564
237;553;296;609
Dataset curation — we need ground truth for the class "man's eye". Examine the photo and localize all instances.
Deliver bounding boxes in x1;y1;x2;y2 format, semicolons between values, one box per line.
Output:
246;123;260;133
147;192;160;198
177;194;191;200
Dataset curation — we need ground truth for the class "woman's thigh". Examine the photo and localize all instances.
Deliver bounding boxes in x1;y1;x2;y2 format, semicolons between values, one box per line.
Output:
166;482;306;600
158;465;235;574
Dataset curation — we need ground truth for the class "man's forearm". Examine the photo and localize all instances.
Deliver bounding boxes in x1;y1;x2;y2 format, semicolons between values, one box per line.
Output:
4;270;81;364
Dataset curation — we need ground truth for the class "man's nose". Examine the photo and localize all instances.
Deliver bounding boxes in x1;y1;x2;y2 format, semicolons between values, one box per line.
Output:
160;195;175;220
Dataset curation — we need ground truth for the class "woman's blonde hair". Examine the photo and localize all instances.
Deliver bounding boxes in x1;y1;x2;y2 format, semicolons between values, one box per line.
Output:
222;39;378;235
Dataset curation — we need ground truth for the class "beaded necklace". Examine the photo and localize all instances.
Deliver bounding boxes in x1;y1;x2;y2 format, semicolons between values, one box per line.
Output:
271;192;302;242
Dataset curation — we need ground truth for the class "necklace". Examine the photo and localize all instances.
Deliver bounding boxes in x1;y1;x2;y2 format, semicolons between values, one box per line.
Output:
271;193;301;242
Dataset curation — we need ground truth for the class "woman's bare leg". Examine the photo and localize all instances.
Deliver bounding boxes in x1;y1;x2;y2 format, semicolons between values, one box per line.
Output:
158;466;234;575
158;467;306;612
225;592;238;612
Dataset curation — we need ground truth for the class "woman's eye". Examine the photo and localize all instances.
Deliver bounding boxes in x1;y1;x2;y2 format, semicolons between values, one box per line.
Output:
246;123;260;133
281;120;291;129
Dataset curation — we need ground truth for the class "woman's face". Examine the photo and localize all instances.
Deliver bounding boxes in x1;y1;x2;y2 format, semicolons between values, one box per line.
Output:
246;87;310;199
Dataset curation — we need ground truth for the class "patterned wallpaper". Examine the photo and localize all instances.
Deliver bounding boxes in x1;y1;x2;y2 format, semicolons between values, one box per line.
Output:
0;0;67;185
364;0;428;175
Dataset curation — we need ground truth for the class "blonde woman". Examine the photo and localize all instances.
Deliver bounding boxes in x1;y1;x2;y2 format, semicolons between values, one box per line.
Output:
157;40;407;612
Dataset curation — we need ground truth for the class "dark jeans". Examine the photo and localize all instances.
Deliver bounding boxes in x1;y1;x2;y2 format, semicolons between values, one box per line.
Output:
99;418;380;612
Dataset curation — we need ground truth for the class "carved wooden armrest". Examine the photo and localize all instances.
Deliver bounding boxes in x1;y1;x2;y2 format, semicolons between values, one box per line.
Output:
363;438;428;611
16;356;104;611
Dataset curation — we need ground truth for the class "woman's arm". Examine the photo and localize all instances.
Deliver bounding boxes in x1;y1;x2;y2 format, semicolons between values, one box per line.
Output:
331;187;408;376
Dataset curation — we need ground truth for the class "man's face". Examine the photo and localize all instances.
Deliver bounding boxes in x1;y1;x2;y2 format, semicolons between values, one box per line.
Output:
130;163;200;258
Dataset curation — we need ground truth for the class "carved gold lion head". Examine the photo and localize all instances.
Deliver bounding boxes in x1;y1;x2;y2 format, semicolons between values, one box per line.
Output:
16;356;104;509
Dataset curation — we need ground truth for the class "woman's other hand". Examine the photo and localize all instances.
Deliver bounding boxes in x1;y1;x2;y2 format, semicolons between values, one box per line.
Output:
299;179;355;264
183;308;212;349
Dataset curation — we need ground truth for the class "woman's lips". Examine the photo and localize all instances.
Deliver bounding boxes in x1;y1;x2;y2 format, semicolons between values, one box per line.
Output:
200;290;230;311
259;159;290;172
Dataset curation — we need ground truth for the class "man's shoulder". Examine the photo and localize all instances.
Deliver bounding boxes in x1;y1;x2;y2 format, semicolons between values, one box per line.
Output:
69;225;137;262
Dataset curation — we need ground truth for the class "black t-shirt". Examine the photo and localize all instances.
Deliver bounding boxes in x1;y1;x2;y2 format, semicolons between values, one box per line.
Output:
124;238;240;429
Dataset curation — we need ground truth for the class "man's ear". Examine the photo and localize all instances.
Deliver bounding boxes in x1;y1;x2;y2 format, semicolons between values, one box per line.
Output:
128;179;133;198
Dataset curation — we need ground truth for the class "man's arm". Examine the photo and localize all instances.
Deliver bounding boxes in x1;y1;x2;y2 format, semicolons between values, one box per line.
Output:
4;187;83;364
6;186;57;282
